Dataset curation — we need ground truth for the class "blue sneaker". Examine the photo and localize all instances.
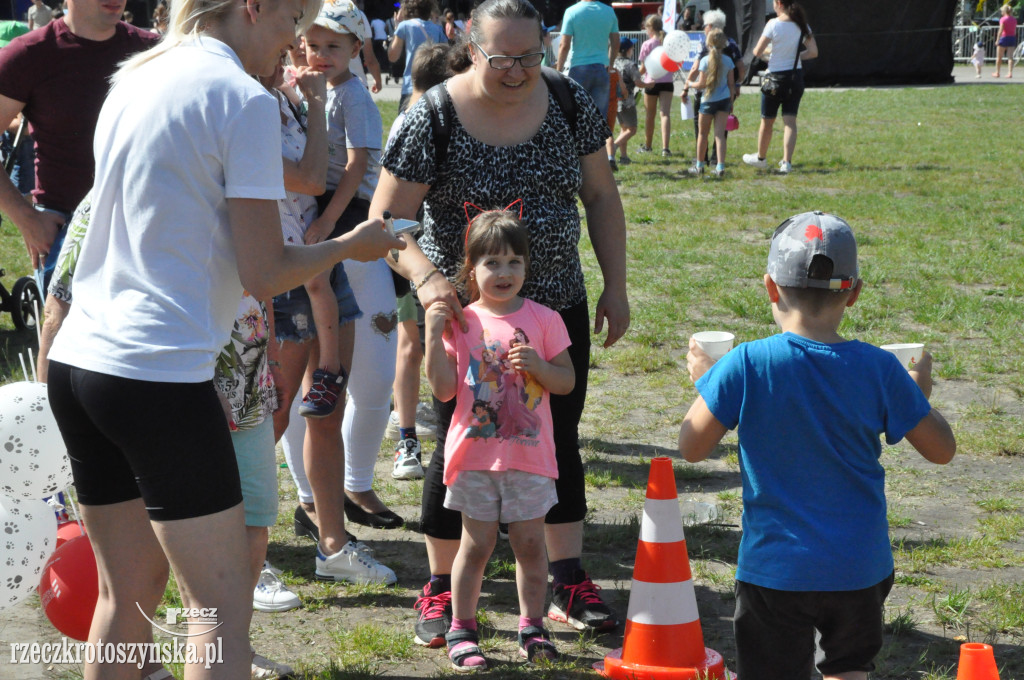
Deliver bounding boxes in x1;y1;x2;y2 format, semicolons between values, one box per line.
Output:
298;367;346;418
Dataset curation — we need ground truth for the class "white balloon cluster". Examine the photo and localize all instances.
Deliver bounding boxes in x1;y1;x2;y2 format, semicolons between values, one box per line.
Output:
0;381;71;610
643;32;692;81
0;497;57;609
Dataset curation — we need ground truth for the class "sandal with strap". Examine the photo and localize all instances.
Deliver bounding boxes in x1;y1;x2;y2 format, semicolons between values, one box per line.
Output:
446;629;487;673
518;625;559;663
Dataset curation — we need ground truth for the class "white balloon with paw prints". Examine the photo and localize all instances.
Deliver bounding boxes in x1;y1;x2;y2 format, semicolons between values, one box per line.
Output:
662;30;692;62
0;381;73;501
0;496;57;610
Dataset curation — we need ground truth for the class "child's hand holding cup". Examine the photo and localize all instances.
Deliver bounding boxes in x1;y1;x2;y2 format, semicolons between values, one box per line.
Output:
881;342;933;398
687;331;735;383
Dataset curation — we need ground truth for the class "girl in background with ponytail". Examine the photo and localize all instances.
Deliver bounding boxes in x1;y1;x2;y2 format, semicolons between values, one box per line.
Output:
637;13;674;156
742;0;818;174
685;28;735;177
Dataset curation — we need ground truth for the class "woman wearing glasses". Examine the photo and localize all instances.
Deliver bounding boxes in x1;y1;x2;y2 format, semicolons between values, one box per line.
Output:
372;0;629;650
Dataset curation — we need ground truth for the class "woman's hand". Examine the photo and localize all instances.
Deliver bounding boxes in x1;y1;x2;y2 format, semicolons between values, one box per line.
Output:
425;300;454;338
416;270;467;332
594;287;629;348
294;66;327;104
333;217;407;262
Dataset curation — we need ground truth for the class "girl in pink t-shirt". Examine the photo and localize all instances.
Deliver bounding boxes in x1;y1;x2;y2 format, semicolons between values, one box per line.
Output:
424;205;575;672
993;4;1017;78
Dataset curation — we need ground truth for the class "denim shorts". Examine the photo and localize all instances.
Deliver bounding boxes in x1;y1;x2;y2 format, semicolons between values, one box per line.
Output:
34;204;71;290
273;263;362;342
997;35;1017;48
699;97;732;116
231;418;277;527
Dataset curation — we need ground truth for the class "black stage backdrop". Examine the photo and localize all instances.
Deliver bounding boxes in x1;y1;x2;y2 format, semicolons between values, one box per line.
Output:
363;0;956;86
724;0;956;86
797;0;957;85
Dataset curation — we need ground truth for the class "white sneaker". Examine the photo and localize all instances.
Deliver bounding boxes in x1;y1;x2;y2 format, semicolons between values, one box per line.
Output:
385;410;437;441
778;160;793;174
712;166;725;178
316;541;397;585
253;562;301;612
251;647;294;679
416;401;439;428
392;438;425;480
687;162;705;176
742;153;767;169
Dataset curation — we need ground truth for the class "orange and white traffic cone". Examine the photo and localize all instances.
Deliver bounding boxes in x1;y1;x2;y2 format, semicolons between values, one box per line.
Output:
957;642;1000;680
595;457;736;680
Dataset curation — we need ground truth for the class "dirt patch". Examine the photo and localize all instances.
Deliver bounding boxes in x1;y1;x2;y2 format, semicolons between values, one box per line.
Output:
3;372;1023;679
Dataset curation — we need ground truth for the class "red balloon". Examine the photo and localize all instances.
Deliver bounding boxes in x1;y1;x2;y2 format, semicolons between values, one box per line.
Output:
38;535;98;641
55;521;86;548
659;50;683;72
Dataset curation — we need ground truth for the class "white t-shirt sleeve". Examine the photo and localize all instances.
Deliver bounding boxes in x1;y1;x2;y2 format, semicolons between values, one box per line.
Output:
223;95;285;200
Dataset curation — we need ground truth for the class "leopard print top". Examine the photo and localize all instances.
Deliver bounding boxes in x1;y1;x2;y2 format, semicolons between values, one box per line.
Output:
381;77;610;311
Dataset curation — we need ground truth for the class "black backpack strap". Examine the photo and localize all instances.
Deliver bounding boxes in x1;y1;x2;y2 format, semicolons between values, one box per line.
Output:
424;82;456;169
540;67;578;137
428;70;579;170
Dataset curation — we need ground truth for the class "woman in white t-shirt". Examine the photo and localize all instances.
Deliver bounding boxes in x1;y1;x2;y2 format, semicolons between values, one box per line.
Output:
44;0;403;677
741;0;818;174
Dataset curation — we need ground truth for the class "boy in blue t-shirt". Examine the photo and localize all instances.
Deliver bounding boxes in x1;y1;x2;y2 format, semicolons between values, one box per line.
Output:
678;211;956;680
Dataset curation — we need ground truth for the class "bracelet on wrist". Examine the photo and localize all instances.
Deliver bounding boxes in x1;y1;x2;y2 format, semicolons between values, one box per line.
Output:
267;360;281;367
418;268;441;288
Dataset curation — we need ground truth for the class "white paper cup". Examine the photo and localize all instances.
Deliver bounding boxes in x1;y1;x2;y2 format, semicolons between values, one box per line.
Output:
693;331;735;362
880;343;924;371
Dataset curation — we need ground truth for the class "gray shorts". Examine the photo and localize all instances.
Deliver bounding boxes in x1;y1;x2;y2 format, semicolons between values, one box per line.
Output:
444;469;557;523
616;105;638;129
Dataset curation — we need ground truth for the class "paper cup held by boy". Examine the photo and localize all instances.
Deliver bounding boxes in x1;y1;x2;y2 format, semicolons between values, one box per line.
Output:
880;343;924;371
693;331;734;361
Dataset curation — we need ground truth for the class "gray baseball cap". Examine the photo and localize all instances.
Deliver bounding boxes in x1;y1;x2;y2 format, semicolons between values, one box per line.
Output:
767;211;859;291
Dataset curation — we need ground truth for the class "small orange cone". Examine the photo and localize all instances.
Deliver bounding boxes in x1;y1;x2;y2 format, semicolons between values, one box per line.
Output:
957;643;1000;680
595;457;736;680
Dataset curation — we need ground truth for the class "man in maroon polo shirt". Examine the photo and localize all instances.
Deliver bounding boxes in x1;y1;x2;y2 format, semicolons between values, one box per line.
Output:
0;0;157;281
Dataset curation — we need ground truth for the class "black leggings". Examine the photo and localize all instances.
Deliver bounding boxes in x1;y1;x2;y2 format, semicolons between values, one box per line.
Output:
420;300;591;539
47;361;242;521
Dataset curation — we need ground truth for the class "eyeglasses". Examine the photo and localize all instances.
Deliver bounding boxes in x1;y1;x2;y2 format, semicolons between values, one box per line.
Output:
472;41;544;70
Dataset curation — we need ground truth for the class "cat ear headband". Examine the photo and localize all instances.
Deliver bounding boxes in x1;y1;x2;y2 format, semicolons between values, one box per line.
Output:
463;199;524;249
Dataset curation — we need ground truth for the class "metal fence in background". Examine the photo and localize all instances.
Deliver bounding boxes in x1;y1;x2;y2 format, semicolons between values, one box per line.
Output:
551;26;1021;69
949;24;1021;62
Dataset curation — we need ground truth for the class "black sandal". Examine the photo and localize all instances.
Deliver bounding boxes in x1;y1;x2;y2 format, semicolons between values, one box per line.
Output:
445;629;487;673
518;625;558;663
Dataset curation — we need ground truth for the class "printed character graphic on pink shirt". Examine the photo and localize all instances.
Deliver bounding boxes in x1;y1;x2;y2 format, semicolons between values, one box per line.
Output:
510;328;543;410
462;331;541;441
467;399;498;439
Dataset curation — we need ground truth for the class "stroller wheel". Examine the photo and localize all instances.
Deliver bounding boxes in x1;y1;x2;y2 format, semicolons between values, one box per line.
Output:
11;276;41;332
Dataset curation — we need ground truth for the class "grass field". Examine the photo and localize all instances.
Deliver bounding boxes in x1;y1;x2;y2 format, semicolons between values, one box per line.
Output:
1;83;1023;679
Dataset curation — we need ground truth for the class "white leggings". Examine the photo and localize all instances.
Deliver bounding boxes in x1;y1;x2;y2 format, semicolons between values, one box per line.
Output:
282;259;397;497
